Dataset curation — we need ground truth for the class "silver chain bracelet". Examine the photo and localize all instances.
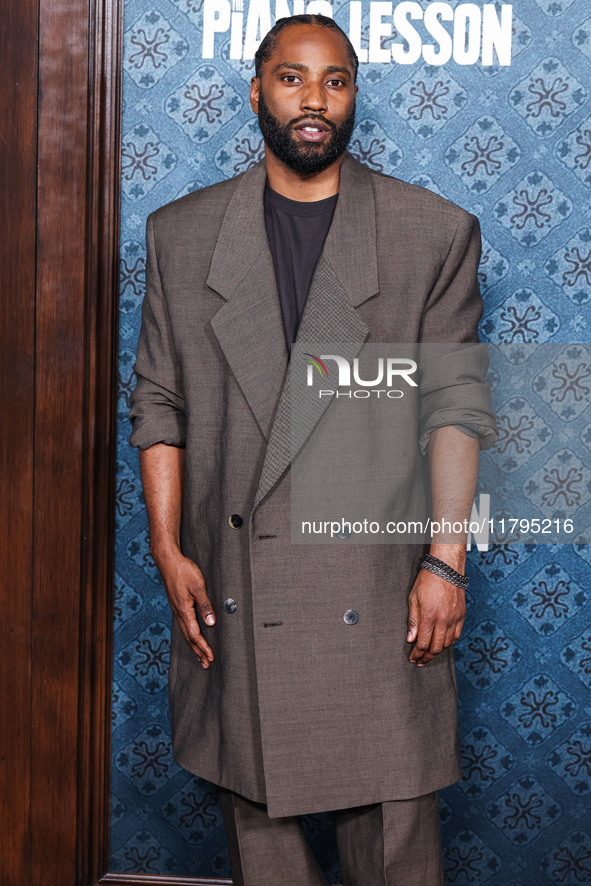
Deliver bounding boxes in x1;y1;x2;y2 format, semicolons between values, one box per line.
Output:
420;553;469;591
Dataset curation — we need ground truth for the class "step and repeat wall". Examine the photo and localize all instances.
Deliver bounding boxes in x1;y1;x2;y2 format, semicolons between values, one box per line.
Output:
111;1;591;882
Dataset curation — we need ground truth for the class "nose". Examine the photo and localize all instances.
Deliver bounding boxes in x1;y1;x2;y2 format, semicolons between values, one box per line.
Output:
299;79;327;114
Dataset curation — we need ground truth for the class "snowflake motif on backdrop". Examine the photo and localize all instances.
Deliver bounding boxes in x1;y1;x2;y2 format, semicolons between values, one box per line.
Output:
545;228;591;304
166;65;242;144
561;627;591;690
540;830;591;883
470;544;537;583
486;776;561;845
115;828;174;875
348;118;402;174
215;118;264;177
458;726;514;798
500;672;577;745
489;396;551;473
124;10;189;89
389;66;467;138
116;723;174;794
121;124;177;200
454;619;522;689
163;781;224;844
477;238;509;295
119;240;146;313
494;170;572;247
509;57;586;137
115;459;143;529
556;112;591;188
532;345;591;421
547;723;591;796
524;449;591;521
445;117;520;193
117;348;137;424
480;288;559;342
118;622;170;694
443;829;501;884
512;562;586;635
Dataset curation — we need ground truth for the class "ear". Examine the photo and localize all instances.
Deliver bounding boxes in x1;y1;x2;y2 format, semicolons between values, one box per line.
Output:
250;77;260;114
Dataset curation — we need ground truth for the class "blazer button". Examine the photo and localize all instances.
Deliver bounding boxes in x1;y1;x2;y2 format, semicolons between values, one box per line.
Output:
343;609;359;625
337;526;351;539
224;598;237;614
228;514;243;529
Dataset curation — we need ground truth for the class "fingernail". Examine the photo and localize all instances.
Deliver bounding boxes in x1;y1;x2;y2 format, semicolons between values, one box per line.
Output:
407;631;412;640
205;615;215;626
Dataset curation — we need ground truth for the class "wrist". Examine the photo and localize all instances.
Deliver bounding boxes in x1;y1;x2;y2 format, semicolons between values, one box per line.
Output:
429;543;466;574
150;538;183;568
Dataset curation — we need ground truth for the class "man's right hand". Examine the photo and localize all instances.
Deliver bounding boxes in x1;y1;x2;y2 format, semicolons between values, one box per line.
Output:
138;444;215;669
153;548;216;669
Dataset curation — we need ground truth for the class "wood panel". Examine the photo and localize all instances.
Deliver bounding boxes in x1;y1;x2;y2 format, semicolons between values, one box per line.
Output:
78;0;123;878
0;0;122;879
0;0;38;884
32;0;90;880
26;0;122;881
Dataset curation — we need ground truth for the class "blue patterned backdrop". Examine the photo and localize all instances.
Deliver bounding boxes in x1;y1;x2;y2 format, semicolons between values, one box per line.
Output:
111;0;591;882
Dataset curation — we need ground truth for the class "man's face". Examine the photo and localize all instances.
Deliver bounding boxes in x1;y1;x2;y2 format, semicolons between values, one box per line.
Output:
250;24;357;176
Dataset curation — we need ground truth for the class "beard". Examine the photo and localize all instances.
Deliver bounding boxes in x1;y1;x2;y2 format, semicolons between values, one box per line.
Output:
256;88;356;175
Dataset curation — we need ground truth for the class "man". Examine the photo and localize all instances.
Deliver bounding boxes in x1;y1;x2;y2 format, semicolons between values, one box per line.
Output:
129;14;497;885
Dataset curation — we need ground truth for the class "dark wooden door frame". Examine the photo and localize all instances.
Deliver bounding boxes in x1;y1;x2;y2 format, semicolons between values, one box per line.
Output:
1;0;231;882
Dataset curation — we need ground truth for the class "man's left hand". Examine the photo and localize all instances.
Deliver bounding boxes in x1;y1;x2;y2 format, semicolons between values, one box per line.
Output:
406;568;466;666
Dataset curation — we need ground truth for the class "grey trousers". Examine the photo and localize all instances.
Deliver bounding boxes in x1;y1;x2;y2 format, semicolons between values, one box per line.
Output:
218;787;445;886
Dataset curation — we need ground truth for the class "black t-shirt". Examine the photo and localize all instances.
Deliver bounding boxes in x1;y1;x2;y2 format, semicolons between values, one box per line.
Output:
264;181;338;352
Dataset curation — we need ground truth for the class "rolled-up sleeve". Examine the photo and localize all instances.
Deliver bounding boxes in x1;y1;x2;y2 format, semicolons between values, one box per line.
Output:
417;211;499;454
129;213;186;450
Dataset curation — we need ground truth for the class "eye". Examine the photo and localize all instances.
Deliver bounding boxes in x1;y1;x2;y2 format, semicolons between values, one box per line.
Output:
281;74;302;84
327;78;345;87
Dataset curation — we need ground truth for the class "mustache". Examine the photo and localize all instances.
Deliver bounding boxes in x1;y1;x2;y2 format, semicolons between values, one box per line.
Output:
288;114;337;131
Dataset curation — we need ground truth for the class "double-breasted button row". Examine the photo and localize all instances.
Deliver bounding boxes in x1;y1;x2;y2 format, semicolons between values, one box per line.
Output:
228;514;243;529
223;602;358;624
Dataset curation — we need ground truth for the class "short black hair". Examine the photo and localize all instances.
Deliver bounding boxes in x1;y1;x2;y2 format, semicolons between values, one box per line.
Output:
254;14;359;83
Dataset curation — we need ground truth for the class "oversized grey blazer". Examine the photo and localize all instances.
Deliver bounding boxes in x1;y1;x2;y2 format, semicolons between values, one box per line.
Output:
129;151;498;818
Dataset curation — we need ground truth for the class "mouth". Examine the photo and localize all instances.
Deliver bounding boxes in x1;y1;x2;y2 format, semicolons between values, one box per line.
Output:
293;118;332;143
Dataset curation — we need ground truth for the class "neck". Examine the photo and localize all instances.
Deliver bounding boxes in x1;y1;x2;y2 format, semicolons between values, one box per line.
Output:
264;149;343;201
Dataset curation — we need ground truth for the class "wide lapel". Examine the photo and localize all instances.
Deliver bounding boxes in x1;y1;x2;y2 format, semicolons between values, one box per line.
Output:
208;160;288;441
253;153;380;508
